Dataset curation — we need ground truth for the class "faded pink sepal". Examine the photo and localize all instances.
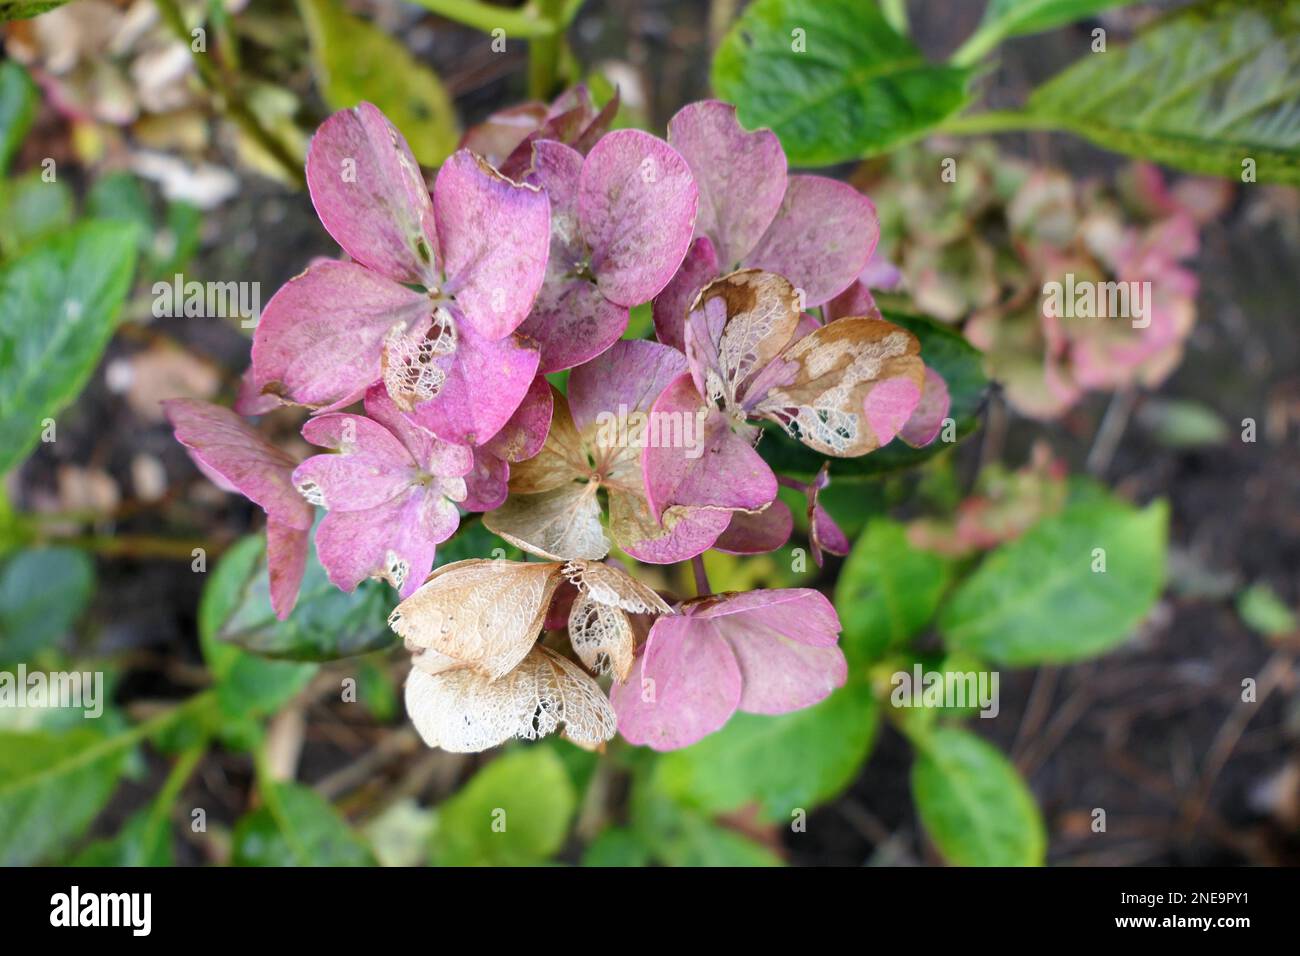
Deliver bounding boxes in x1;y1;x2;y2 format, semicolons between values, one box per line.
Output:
568;338;688;432
462;375;554;512
266;519;310;620
461;450;510;512
580;129;698;307
611;616;743;751
807;467;849;567
305;103;438;286
714;499;793;555
249;260;429;410
295;413;418;512
825;281;881;322
164;399;314;620
641;374;776;518
518;140;628;372
408;321;540;446
434;149;551;341
864;376;923;448
233;367;281;416
860;250;903;291
619;506;732;565
747;176;879;307
163;399;313;531
459;101;548;167
666;100;787;270
364;386;473;478
651;236;720;353
899;367;951;448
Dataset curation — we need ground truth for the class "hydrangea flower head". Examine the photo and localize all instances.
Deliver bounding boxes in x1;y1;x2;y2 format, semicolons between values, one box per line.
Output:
291;385;471;598
249;102;551;445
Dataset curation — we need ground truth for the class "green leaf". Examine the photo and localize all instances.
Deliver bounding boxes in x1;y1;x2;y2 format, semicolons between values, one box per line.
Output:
1026;0;1300;185
0;1;69;24
72;807;173;867
653;682;879;821
629;783;783;866
198;535;316;718
712;0;970;165
1237;583;1297;638
0;728;130;865
0;172;75;258
0;547;95;663
835;519;953;665
430;747;575;866
758;310;986;479
910;726;1046;866
0;221;139;475
940;496;1168;665
0;61;36;175
233;780;375;866
582;827;652;867
300;0;459;166
954;1;1141;66
216;524;397;662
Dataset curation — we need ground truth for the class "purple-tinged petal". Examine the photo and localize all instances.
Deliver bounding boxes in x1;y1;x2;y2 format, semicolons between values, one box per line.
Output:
667;100;787;269
459;101;547;168
746;175;879;307
484;374;554;463
462;449;510;512
163;398;312;530
250;261;430;410
865;376;924;448
899;366;951;448
363;385;473;477
294;413;415;512
860;250;903;291
266;518;309;621
651;236;720;353
824;281;881;322
611;617;742;751
608;486;731;564
520;277;629;373
316;484;459;597
713;499;793;555
690;588;841;638
434;150;550;341
233;366;281;416
807;465;848;566
568;338;689;433
642;374;776;517
408;321;540;446
579;129;698;306
305;103;438;286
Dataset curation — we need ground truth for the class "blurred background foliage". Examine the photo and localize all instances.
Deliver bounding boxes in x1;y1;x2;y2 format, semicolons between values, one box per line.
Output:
1;0;1298;867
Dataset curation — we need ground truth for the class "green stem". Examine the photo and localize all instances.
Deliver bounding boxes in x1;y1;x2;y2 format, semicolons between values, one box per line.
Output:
951;24;1005;68
935;109;1062;137
141;744;205;860
528;0;568;100
407;0;558;38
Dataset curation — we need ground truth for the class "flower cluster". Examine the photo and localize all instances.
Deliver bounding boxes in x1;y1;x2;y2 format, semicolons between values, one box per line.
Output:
168;94;952;752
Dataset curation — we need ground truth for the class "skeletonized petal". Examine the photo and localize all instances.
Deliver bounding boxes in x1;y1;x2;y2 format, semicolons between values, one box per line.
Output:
484;483;610;561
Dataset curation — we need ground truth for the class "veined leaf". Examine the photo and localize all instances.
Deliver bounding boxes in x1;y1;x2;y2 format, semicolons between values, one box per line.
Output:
954;1;1142;65
712;0;970;165
1027;0;1300;185
233;780;375;866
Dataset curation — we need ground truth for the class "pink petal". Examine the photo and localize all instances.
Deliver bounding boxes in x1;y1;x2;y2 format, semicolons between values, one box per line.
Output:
266;519;310;620
824;281;881;322
579;129;698;306
651;236;719;353
294;413;416;512
807;468;849;566
864;375;923;447
611;616;742;751
899;366;951;448
746;175;879;307
250;260;429;409
667;100;787;269
458;101;547;167
691;588;840;641
613;491;733;565
461;449;510;512
860;250;903;291
724;629;847;715
408;321;540;446
568;338;689;433
434;150;551;341
483;374;554;462
641;374;776;517
713;499;793;555
315;485;458;597
163;399;313;530
305;103;438;286
519;277;630;373
364;385;473;477
233;366;281;416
